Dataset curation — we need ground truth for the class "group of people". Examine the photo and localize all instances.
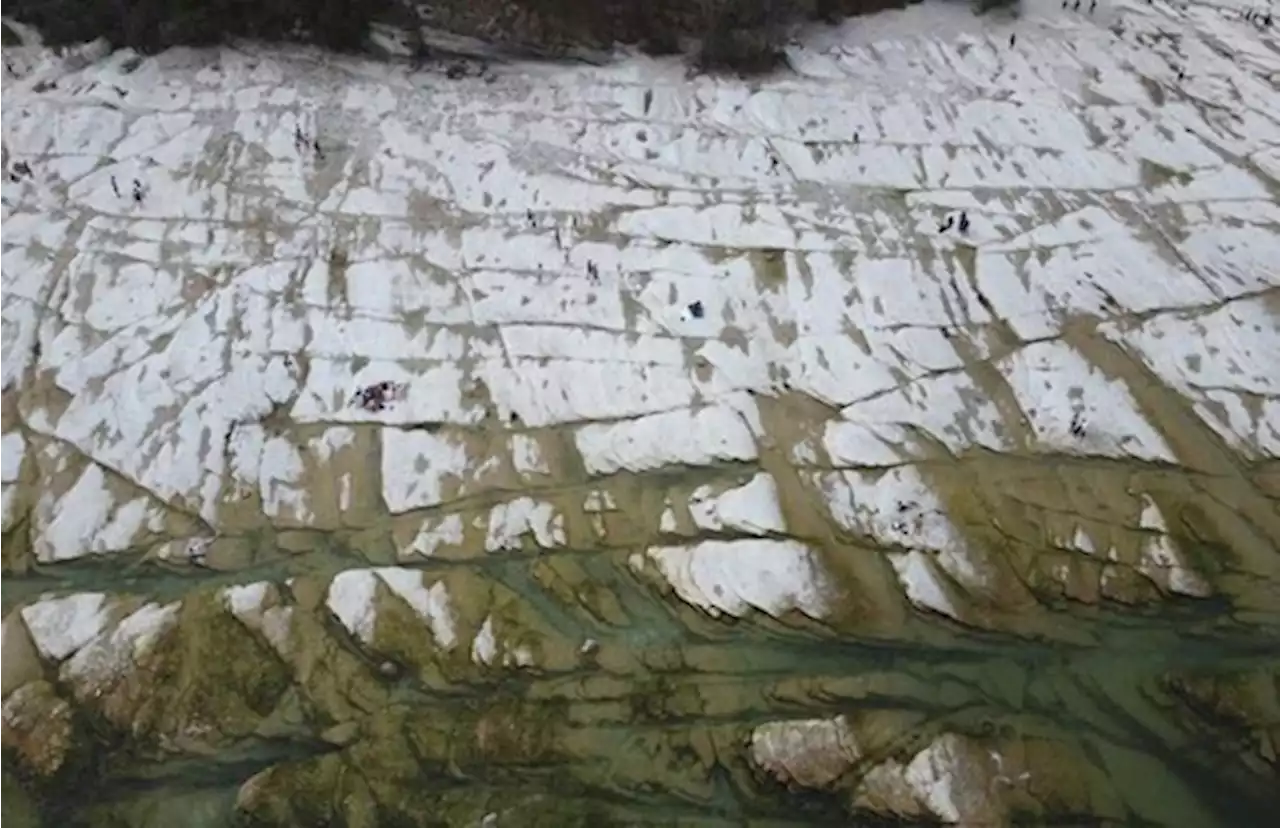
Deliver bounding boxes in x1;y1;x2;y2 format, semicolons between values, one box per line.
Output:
939;212;971;236
1243;8;1273;27
109;175;146;205
350;381;404;414
6;160;32;182
351;381;406;413
294;126;325;161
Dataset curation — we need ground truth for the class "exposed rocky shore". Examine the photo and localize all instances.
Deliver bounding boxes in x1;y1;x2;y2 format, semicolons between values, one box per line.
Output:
3;1;1278;826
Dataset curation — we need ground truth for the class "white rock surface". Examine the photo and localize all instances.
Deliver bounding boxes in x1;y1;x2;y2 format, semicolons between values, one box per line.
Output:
855;733;1003;823
575;404;759;476
634;539;832;619
62;601;180;688
3;0;1273;625
751;716;861;788
484;497;566;552
19;594;115;662
325;567;459;649
688;473;787;536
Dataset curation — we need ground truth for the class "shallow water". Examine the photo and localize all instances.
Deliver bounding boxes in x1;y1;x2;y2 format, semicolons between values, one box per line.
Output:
6;492;1277;826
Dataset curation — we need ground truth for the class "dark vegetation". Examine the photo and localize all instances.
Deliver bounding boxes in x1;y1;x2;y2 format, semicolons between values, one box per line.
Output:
2;0;961;75
6;0;394;53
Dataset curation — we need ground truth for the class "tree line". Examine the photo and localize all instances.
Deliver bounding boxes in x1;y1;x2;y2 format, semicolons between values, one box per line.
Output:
8;0;962;74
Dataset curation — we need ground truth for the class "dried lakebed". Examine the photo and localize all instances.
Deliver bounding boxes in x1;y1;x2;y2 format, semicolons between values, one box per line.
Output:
2;1;1278;826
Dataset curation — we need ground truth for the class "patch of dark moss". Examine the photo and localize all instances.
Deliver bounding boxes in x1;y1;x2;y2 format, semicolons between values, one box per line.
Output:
154;593;295;728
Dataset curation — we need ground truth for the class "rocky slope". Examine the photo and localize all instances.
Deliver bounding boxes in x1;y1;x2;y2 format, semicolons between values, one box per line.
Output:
3;1;1279;826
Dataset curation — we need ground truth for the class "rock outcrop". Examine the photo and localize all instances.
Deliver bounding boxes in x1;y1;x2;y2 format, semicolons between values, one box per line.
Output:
3;0;1277;824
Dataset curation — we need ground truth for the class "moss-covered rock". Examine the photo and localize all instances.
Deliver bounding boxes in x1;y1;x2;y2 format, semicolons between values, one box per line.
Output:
53;593;292;747
2;681;78;779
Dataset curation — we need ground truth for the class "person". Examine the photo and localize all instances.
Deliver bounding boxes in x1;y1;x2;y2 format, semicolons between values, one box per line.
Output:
958;212;970;234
